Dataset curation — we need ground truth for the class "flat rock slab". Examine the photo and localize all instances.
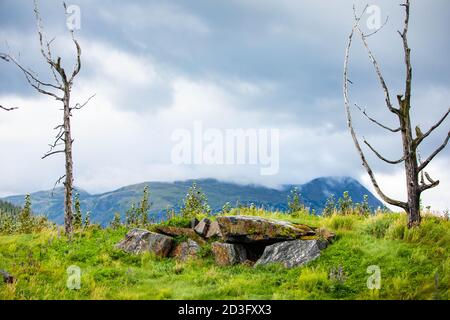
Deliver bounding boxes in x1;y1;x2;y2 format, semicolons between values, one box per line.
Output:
211;242;247;266
170;240;201;261
116;228;173;257
155;226;206;245
255;240;325;268
216;216;315;244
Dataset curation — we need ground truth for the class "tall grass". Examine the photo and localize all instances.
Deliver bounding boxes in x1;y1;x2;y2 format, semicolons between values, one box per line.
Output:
0;210;449;300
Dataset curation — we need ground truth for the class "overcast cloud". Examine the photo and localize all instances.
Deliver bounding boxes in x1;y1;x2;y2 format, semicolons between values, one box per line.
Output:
0;0;449;211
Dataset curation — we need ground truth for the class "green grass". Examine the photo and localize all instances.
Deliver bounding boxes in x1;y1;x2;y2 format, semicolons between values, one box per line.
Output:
0;212;449;300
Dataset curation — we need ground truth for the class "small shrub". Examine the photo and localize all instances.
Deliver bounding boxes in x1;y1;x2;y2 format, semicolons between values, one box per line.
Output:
159;215;192;228
364;214;397;238
338;191;353;215
73;193;83;230
18;195;33;233
180;182;211;219
84;211;91;228
139;186;151;225
198;243;213;258
297;268;331;292
325;214;357;231
0;196;52;235
287;187;305;216
125;186;152;228
221;202;232;215
354;195;371;217
322;195;336;217
92;268;123;282
385;215;408;240
385;214;450;247
110;212;122;229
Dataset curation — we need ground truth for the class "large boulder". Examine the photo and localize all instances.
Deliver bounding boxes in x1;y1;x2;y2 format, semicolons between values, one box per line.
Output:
254;240;325;268
155;226;206;245
216;216;315;244
116;229;173;257
211;242;247;266
170;240;201;261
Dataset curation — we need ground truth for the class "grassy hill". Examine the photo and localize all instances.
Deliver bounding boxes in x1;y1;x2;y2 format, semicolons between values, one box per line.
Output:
0;210;448;300
1;177;384;226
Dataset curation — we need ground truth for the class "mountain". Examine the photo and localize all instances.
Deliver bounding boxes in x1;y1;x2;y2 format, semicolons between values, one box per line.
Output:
1;177;384;226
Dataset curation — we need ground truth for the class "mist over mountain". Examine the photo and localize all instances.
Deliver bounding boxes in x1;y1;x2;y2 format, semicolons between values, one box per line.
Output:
1;177;384;226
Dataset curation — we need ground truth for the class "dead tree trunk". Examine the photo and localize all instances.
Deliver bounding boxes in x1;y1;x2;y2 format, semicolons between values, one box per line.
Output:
343;0;450;227
0;1;94;234
63;90;74;234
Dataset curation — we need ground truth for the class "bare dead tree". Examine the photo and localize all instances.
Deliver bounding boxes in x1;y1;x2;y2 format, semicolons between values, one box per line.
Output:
343;0;450;227
0;1;94;234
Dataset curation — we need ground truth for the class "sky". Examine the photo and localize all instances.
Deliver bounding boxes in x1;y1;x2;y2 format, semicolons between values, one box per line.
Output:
0;0;449;212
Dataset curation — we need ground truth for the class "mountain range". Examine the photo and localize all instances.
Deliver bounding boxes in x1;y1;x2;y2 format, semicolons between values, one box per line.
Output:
1;177;384;226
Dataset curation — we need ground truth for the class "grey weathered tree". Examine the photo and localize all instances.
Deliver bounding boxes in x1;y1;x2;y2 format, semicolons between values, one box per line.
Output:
343;0;450;227
0;1;94;234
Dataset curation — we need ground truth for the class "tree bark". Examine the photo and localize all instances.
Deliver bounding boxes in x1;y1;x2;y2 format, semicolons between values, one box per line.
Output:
63;91;74;234
399;99;421;227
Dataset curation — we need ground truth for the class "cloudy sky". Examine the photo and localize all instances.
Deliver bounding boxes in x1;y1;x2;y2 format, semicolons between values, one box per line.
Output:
0;0;449;211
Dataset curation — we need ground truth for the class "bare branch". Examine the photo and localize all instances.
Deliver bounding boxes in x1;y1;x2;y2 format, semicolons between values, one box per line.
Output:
51;174;66;196
415;107;450;147
70;35;81;83
46;38;63;87
63;3;82;83
420;173;440;192
418;131;450;172
354;24;400;115
33;0;53;64
71;94;96;111
23;74;63;100
364;139;405;164
399;0;412;107
0;105;18;111
0;53;64;100
1;54;61;90
343;6;407;210
42;149;65;160
355;104;401;133
363;15;389;38
424;172;436;185
418;153;439;191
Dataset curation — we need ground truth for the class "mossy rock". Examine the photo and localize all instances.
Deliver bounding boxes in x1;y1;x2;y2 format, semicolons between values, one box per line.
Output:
217;216;316;243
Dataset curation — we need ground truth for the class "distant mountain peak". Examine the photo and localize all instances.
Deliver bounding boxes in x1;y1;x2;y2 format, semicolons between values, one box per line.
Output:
1;176;383;226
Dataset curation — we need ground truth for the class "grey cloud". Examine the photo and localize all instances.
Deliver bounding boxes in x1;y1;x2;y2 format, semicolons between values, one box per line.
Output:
0;0;449;208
